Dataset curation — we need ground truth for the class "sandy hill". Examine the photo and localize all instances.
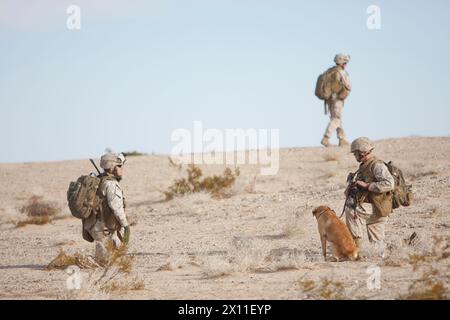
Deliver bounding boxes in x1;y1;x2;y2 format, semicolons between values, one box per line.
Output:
0;136;448;299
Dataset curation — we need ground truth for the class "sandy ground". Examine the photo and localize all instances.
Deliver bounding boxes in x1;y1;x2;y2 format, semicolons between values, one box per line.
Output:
0;136;449;300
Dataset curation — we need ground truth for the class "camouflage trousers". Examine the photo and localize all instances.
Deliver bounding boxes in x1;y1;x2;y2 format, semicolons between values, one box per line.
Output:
344;199;387;247
324;99;346;139
87;220;121;265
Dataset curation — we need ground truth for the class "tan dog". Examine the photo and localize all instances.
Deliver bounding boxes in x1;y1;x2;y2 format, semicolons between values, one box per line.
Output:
312;205;358;262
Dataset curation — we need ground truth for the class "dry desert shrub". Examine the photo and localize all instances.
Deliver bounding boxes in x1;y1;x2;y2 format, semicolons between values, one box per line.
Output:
399;270;448;300
156;263;175;271
200;256;235;279
168;156;183;171
122;151;146;157
297;277;348;300
408;170;439;181
322;152;340;162
382;231;425;267
259;255;304;273
60;270;145;299
46;250;99;270
86;253;145;295
281;218;306;239
17;195;60;227
156;254;191;272
298;279;316;292
101;241;134;273
199;239;305;279
163;164;240;200
101;276;145;293
53;242;145;297
197;240;263;279
398;236;449;300
383;232;446;267
232;249;268;273
47;241;135;271
315;278;347;300
407;235;449;270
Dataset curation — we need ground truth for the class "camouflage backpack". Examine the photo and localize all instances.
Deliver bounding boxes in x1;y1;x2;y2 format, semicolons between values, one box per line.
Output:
384;161;413;209
67;175;106;219
315;66;349;101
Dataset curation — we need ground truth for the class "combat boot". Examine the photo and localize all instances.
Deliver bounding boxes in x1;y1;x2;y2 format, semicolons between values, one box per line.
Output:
321;136;331;147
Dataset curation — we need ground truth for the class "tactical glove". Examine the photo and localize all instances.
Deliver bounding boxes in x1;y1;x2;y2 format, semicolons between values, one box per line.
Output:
123;226;131;245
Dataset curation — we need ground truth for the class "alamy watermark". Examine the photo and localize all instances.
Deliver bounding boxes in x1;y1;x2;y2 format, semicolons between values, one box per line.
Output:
66;265;82;290
170;121;279;175
367;5;381;30
66;5;380;31
366;265;381;290
66;5;81;30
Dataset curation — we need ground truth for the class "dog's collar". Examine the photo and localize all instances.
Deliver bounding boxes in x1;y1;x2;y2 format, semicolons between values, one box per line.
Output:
315;209;327;220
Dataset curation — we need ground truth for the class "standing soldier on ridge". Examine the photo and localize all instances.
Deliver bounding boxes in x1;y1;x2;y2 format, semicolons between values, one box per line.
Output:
315;54;352;147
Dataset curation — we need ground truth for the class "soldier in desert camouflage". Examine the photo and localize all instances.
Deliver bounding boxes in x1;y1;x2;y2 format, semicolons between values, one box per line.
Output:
344;137;395;257
83;153;130;264
321;54;352;147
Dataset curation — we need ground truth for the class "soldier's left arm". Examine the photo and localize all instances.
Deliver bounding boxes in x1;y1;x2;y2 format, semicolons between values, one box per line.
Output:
105;182;129;228
368;162;395;193
339;70;352;91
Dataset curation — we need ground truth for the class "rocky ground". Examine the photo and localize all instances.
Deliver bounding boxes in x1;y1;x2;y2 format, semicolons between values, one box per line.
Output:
0;136;448;299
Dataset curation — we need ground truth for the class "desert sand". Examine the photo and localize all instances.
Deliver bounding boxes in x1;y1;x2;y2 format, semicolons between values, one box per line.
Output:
0;136;448;299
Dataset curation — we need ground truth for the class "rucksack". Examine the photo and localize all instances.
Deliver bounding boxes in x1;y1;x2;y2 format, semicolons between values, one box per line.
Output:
315;66;349;101
384;161;413;209
67;175;106;219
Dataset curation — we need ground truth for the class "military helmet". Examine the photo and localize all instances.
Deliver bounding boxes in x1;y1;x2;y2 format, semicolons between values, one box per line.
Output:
334;54;350;65
100;152;126;170
350;137;374;153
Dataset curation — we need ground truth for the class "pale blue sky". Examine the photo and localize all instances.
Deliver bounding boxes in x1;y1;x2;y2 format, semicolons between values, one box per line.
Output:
1;0;449;162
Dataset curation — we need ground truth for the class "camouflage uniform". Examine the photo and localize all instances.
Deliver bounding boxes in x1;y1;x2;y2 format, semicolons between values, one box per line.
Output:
83;175;129;263
345;159;394;251
324;68;352;140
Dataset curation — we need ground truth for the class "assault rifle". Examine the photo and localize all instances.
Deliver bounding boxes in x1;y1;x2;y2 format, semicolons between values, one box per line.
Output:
340;171;367;218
